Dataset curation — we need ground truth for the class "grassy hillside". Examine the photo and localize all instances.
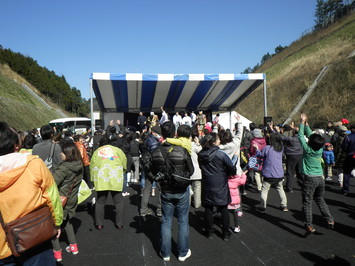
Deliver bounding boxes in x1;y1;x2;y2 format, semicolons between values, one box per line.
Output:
236;13;355;128
0;64;71;131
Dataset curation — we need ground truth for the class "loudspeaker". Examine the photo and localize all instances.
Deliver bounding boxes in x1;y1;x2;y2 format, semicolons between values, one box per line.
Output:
264;117;273;126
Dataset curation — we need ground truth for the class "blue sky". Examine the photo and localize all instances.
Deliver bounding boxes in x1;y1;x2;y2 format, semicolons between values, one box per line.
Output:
0;0;316;100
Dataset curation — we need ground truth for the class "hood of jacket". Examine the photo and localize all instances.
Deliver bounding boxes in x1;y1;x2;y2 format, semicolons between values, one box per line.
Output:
252;129;263;138
0;153;36;192
198;146;219;164
252;137;266;146
60;160;83;175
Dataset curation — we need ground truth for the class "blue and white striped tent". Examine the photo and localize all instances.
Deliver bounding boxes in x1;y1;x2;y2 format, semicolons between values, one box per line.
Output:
90;73;266;113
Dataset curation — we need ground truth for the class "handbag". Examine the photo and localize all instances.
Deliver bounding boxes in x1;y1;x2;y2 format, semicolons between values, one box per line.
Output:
60;195;68;207
0;205;57;257
78;179;92;204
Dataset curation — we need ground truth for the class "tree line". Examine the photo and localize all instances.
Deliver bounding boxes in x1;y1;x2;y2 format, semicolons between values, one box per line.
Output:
242;0;354;74
315;0;354;29
0;46;90;116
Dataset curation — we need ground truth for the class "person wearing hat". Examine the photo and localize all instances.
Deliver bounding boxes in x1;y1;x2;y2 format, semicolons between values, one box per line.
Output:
248;128;266;192
340;119;349;131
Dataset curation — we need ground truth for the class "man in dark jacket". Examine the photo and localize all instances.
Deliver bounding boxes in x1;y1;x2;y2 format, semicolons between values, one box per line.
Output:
341;124;355;195
137;112;147;132
140;125;162;216
32;125;62;171
281;125;304;192
150;121;194;262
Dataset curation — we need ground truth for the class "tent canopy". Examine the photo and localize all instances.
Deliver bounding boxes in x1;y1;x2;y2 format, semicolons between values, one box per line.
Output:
90;73;265;113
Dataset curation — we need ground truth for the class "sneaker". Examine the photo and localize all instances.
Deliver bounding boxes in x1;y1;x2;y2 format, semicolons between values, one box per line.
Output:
122;192;130;197
223;234;231;242
151;189;155;197
189;187;194;196
325;177;332;181
160;251;170;262
328;221;335;229
233;226;241;233
281;206;289;212
66;243;79;255
178;249;191;262
205;230;214;240
95;225;104;230
256;207;266;214
156;209;162;217
53;249;62;262
140;208;154;217
305;226;316;234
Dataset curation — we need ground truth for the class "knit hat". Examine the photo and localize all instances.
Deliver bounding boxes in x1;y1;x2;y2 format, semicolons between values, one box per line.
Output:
252;128;263;138
151;125;162;135
341;118;349;124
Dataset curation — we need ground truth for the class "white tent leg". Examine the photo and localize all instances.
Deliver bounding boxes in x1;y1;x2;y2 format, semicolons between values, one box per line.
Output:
90;79;94;136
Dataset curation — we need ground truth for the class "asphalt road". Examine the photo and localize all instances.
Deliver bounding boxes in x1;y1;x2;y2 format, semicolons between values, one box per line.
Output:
58;176;355;266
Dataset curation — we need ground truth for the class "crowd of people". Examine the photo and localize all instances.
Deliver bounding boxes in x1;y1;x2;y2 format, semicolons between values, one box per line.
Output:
0;109;354;264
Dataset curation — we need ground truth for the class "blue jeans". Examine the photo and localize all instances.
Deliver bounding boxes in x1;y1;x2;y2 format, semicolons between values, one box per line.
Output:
123;172;128;192
160;188;190;258
140;171;156;189
0;247;55;266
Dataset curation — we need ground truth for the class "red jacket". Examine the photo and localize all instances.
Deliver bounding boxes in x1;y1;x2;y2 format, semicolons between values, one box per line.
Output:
249;137;266;157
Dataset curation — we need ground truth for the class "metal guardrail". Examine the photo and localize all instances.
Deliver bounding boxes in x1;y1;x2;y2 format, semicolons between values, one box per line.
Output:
283;65;331;125
283;49;355;125
21;83;68;118
56;108;68;118
21;83;52;109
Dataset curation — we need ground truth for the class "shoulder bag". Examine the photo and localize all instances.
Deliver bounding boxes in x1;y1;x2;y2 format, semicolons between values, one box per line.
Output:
0;205;57;257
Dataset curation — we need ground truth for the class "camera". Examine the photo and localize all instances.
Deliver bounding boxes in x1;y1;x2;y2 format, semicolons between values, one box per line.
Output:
154;171;165;181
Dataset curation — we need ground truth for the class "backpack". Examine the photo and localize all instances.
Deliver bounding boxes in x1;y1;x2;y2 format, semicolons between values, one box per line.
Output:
247;154;262;171
44;143;55;172
140;148;152;172
240;146;249;170
154;146;192;188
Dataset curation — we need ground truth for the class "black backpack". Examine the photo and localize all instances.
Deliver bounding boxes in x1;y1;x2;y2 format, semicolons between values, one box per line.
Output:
154;146;192;188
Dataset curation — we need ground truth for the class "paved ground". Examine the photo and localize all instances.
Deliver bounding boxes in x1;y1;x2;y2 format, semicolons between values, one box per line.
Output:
58;176;355;266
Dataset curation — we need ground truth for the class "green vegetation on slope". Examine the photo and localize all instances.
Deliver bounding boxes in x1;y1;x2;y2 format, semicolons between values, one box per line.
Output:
0;46;90;116
236;13;355;127
0;65;66;131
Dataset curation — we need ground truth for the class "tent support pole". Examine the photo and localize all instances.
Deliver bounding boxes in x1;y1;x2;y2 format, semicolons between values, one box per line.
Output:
90;79;94;136
230;110;232;130
263;77;268;117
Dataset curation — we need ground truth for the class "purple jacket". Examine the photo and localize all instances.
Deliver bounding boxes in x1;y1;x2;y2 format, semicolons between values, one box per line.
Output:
258;145;284;178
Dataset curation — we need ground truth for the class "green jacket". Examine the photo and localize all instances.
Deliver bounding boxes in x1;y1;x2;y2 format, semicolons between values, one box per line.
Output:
53;160;83;219
90;145;127;191
298;123;323;176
